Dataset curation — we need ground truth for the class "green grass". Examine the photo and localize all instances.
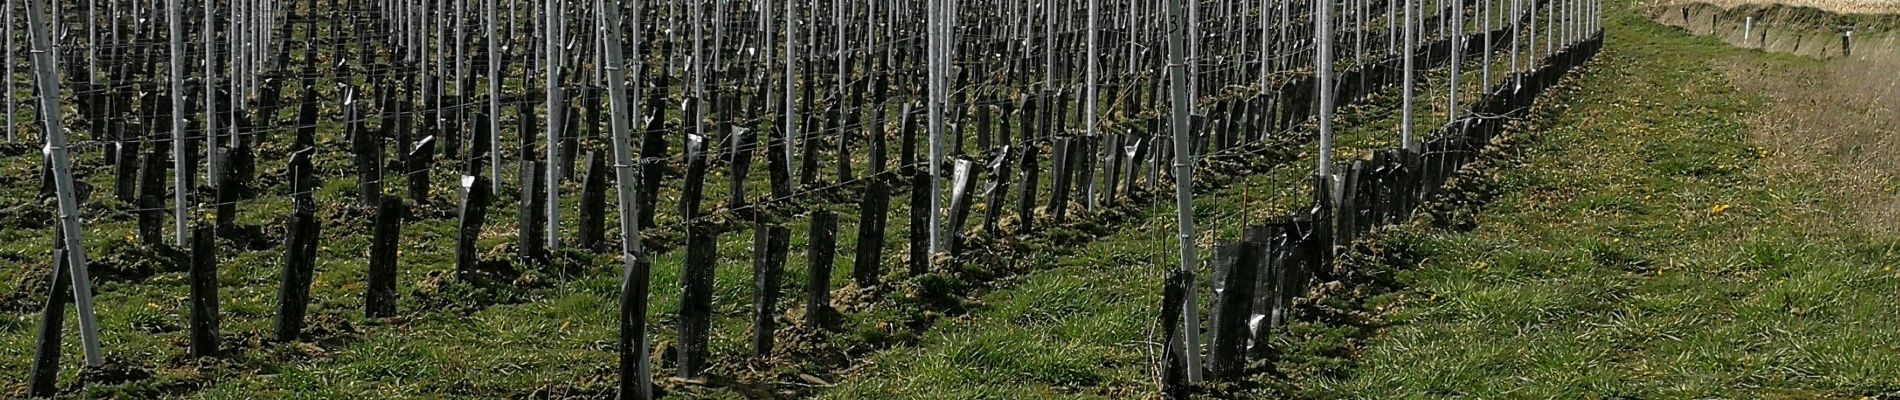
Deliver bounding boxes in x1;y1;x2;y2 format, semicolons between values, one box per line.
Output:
817;27;1549;399
820;3;1900;400
2;13;1519;396
14;0;1893;398
0;39;1417;400
1306;5;1900;399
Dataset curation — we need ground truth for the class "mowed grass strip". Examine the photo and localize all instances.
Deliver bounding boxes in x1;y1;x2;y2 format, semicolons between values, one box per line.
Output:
1316;5;1900;398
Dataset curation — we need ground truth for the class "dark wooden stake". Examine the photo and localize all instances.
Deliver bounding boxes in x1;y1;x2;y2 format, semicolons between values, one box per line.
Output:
638;111;667;229
1251;221;1288;359
466;111;493;176
868;98;889;176
677;224;718;379
114;127;142;203
1016;141;1042;227
293;79;319;152
726;126;756;210
1104;135;1124;203
898;102;917;173
28;245;70;397
907;169;930;276
275;150;320;341
799;106;829;186
1159;269;1189;399
215;148;239;236
974;102;992;150
618;244;655;399
805;211;839;328
1126;134;1148;193
1016;96;1042;225
366;196;405;318
189;224;220;357
982;146;1014;235
519;161;547;262
1050;138;1072;222
559;98;581;181
851;180;890;288
681;135;709;222
408;136;437;203
455;176;494;278
137;143;169;246
347;97;382;206
766;119;795;200
578;150;609;252
947;159;979;254
751;221;790;356
1210;240;1260;379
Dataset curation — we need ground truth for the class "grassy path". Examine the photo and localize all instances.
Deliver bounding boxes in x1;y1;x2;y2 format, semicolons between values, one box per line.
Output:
1316;5;1900;398
822;2;1900;399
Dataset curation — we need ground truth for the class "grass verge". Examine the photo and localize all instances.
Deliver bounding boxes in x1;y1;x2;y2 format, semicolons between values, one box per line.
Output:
1312;5;1900;398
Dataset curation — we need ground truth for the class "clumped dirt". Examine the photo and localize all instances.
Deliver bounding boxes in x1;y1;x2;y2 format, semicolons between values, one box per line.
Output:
76;357;156;386
410;267;538;313
299;313;364;344
527;382;624;400
89;245;186;283
0;199;55;230
2;264;54;315
0;142;33;158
